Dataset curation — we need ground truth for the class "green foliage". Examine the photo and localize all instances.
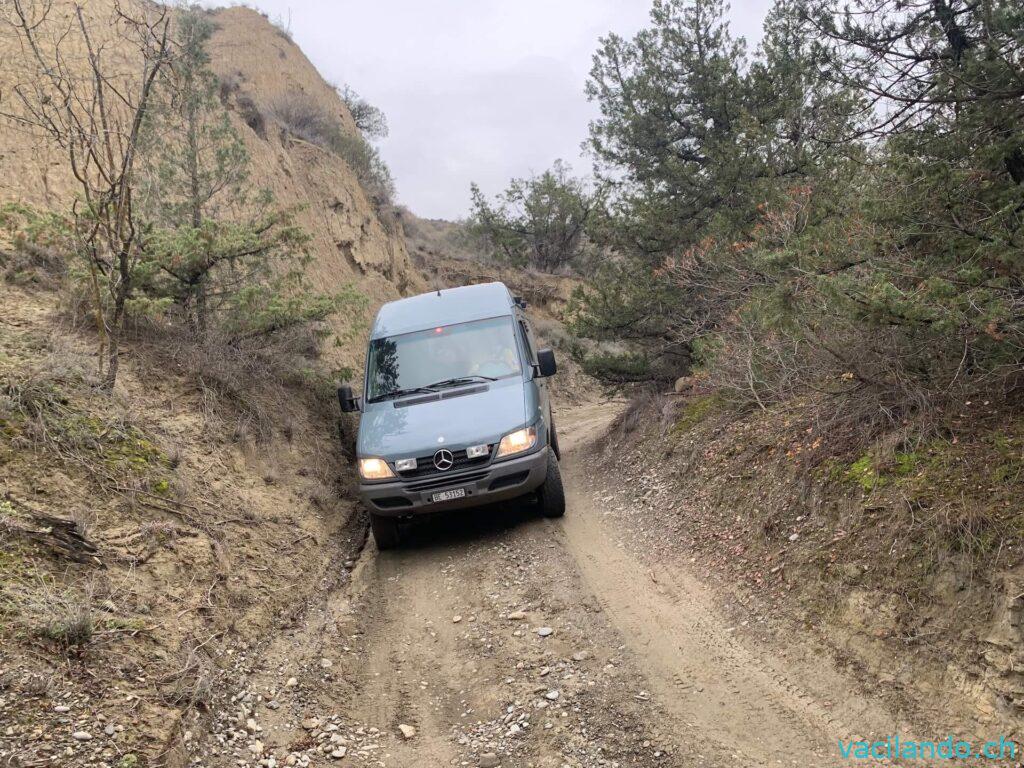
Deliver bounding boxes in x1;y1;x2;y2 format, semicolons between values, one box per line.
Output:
134;9;362;350
223;281;364;341
673;394;725;433
469;160;598;272
578;350;651;384
845;455;880;493
568;0;1024;424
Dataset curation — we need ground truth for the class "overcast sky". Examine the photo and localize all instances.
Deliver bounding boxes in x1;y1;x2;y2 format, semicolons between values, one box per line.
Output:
205;1;774;220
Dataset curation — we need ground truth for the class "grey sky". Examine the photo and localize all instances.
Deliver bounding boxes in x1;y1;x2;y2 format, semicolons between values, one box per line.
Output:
207;1;774;220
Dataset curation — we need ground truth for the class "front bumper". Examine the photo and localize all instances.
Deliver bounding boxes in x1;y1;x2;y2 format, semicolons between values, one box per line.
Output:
359;447;550;517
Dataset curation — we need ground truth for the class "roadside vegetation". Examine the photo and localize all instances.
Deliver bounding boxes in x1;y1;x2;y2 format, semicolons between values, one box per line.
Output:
475;0;1024;436
0;5;377;761
473;0;1024;728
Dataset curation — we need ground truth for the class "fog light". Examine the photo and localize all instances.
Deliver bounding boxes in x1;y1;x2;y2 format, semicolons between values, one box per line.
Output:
496;426;537;458
359;457;395;480
394;457;417;472
466;444;490;459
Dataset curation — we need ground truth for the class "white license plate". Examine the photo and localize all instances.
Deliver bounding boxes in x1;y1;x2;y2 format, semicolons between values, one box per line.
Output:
431;487;467;503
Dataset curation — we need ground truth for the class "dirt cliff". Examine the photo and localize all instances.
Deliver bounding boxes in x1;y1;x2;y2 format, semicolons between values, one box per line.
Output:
0;2;423;374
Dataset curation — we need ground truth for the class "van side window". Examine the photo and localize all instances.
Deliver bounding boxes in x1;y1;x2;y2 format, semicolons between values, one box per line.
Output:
518;320;535;364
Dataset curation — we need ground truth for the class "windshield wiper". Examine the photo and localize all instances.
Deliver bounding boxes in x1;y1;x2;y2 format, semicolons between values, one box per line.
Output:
422;375;497;390
369;386;438;403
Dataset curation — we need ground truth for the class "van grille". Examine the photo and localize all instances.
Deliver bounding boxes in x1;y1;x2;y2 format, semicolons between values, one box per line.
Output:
398;447;493;479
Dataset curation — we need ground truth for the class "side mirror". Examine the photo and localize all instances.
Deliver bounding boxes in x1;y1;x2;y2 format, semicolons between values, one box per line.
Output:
535;348;557;378
337;384;361;413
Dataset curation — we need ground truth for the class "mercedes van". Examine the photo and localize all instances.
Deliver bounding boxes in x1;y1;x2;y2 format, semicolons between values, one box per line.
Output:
337;282;564;549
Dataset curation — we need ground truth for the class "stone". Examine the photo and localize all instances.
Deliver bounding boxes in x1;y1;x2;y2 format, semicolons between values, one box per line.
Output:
536;627;554;637
544;690;560;701
506;611;527;620
452;615;462;623
285;677;298;688
398;723;416;740
72;731;92;741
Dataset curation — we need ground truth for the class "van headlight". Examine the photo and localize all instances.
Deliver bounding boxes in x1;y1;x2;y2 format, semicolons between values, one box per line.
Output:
359;457;395;480
496;425;538;459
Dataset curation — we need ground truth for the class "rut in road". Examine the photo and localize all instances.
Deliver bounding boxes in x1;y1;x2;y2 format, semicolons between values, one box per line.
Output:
207;401;902;767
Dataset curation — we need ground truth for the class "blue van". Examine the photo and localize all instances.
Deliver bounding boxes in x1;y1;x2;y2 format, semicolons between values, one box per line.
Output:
337;282;564;549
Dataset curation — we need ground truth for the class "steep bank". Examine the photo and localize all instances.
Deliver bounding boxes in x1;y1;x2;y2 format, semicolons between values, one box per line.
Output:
581;390;1024;744
0;2;423;376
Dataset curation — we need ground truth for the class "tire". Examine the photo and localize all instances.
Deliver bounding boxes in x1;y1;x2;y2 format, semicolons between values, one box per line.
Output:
538;450;566;518
369;513;400;550
549;418;561;460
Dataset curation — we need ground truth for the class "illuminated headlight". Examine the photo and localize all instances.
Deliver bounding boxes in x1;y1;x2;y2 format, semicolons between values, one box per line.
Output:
466;444;490;459
359;457;395;480
394;457;417;472
495;426;537;458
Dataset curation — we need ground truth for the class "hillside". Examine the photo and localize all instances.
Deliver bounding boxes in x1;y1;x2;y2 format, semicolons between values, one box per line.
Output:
2;1;1017;766
0;5;599;767
0;2;422;377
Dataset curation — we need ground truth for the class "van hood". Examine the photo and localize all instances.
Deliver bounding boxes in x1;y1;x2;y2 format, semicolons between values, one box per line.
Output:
357;378;528;459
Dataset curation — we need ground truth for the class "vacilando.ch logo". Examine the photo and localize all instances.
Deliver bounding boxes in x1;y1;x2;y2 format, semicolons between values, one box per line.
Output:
838;735;1017;761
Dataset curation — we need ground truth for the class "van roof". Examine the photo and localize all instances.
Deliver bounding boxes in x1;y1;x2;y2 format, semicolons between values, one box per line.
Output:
370;282;516;339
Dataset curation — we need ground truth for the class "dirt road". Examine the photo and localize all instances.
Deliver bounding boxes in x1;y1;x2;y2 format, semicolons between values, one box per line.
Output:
204;401;901;768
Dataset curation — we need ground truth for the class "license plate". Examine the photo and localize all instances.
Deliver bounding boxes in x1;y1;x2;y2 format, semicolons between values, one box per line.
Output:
431;487;467;503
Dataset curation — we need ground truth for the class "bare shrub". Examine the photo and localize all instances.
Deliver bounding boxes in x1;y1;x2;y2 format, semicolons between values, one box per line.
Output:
531;316;573;350
161;637;217;710
13;576;96;654
267;92;394;207
130;318;335;444
234;92;266;138
606;389;675;444
0;241;65;288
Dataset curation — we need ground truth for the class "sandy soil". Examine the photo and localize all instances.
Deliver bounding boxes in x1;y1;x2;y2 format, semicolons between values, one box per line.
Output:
187;400;907;768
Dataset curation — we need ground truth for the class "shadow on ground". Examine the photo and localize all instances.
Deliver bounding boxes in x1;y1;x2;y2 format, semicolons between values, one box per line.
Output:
383;495;548;552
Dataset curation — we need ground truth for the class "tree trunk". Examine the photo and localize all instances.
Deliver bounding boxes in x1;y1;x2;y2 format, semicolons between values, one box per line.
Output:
104;332;120;391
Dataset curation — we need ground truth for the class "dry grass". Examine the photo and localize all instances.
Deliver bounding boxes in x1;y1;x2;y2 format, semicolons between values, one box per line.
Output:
7;574;96;654
0;241;65;288
267;92;394;207
160;635;219;710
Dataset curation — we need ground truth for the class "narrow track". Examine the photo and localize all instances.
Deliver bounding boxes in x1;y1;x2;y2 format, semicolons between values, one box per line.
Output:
209;400;901;767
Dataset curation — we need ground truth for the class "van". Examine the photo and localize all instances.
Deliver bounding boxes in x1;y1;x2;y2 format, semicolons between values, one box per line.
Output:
337;282;565;549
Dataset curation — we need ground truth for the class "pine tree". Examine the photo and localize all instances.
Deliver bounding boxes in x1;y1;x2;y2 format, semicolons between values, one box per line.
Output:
586;0;752;256
138;8;314;339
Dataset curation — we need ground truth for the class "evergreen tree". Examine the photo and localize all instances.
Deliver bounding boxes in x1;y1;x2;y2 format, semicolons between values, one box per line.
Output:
469;161;598;273
586;0;752;256
138;7;322;339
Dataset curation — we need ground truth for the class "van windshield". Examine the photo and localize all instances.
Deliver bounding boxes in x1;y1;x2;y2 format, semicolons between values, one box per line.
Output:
366;315;521;402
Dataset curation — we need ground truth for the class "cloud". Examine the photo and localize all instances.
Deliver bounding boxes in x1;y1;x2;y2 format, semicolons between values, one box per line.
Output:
203;0;773;219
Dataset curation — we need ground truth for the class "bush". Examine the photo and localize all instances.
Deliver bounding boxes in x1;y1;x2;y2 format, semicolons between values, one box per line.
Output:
0;203;69;288
268;92;394;207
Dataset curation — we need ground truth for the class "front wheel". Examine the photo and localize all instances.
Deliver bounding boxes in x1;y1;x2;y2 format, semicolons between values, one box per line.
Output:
369;513;400;550
538;450;566;518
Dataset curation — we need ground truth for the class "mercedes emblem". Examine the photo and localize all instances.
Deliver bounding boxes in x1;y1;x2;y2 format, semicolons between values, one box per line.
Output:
433;448;454;471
